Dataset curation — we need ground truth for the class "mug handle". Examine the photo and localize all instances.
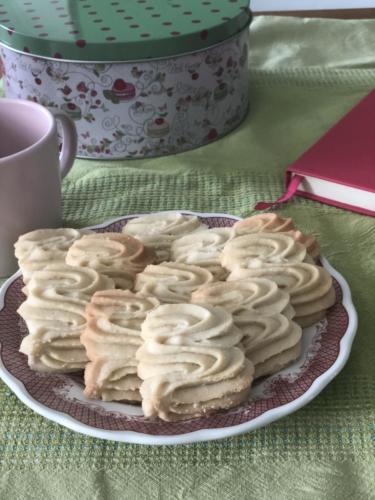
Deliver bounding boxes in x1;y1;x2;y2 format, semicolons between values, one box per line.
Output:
49;109;78;178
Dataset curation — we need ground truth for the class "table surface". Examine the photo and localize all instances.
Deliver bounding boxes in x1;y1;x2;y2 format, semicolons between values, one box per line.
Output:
1;15;375;500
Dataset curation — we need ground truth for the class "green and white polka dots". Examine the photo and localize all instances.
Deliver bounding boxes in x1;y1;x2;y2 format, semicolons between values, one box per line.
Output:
0;0;251;61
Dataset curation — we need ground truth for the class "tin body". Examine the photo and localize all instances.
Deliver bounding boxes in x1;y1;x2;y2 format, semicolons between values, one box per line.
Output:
0;0;251;159
0;30;249;159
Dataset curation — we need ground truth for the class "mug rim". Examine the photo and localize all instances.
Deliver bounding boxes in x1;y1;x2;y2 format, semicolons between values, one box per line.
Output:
0;98;56;164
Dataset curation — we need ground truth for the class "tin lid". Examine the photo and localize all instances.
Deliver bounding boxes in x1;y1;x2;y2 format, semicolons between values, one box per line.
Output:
0;0;251;62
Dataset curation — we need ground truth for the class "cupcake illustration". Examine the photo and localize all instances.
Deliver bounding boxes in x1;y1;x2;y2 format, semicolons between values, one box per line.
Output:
61;102;82;120
129;102;155;125
104;79;136;104
147;117;170;138
213;82;228;102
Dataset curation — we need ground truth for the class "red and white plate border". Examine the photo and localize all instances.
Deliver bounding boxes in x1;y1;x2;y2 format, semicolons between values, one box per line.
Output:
0;211;358;445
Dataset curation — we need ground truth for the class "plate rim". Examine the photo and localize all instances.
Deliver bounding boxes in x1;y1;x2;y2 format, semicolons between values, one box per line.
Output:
0;211;358;446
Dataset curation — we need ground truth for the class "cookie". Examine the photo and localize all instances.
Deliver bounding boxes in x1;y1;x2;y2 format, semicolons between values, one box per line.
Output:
122;213;207;263
134;262;214;303
221;233;308;272
66;232;155;289
232;214;295;235
285;230;320;260
191;279;301;378
232;214;319;259
137;303;254;421
228;262;336;327
191;278;295;319
14;228;89;285
171;228;232;280
254;343;302;379
82;290;160;403
239;314;302;378
124;233;174;264
18;264;115;373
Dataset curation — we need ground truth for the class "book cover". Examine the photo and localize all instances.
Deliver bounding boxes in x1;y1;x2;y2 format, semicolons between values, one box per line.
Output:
256;89;375;215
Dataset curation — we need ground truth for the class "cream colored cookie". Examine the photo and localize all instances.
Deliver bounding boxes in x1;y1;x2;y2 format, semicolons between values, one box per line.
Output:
285;230;320;260
66;232;155;289
232;214;295;235
122;213;207;263
18;264;115;373
232;215;319;260
191;279;301;377
171;227;232;280
82;290;160;403
228;262;336;327
126;233;174;264
221;232;307;272
191;278;295;319
240;313;302;377
134;262;214;303
123;212;207;238
137;303;254;421
254;343;302;379
14;228;89;284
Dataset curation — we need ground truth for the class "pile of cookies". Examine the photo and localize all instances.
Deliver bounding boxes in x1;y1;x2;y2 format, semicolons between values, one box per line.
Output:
15;213;336;422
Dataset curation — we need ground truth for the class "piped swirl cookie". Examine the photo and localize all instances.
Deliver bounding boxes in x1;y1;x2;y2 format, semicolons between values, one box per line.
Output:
137;303;254;421
191;278;295;320
285;230;320;260
232;214;319;259
18;264;115;373
134;262;214;303
192;279;301;377
255;344;302;379
228;262;336;327
66;232;155;289
122;213;207;263
82;290;160;403
232;214;295;235
171;228;232;280
14;228;89;285
239;313;302;378
221;232;307;271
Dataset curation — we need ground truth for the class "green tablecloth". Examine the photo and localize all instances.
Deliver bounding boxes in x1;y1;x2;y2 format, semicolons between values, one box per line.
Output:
1;15;375;499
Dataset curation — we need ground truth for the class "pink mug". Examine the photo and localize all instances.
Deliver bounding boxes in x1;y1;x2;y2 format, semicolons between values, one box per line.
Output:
0;98;77;277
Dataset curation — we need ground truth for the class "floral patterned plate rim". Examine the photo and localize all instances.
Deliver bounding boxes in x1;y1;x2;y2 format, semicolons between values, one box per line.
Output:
0;211;358;446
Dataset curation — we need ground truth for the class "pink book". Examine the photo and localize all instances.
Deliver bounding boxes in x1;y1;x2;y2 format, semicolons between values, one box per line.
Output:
256;89;375;216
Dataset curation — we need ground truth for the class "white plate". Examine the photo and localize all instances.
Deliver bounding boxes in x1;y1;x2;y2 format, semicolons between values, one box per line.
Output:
0;211;358;445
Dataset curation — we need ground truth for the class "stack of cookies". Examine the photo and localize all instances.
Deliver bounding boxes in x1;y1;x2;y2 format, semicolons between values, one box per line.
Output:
15;212;336;422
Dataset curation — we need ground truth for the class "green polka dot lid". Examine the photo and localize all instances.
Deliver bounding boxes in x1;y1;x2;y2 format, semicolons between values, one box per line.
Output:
0;0;252;61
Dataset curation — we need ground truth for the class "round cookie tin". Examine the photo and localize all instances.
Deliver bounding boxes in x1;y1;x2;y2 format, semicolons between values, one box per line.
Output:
0;1;251;160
